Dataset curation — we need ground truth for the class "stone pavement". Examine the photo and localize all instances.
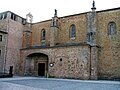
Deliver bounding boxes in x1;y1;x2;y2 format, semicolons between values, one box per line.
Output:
0;76;120;90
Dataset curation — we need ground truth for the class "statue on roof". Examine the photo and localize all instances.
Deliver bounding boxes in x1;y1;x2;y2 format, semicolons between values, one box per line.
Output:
91;0;96;10
54;9;57;17
92;0;95;8
26;12;33;23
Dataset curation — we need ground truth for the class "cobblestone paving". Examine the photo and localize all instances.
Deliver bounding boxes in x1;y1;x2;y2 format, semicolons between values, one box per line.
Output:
0;77;120;90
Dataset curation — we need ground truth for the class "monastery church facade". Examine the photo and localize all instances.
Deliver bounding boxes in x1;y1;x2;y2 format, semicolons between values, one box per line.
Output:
0;1;120;80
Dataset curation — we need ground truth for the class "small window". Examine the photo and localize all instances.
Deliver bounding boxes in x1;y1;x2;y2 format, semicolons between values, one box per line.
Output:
41;29;46;40
0;50;1;57
4;12;7;19
11;13;14;20
22;19;26;25
70;24;76;39
11;13;17;21
14;15;17;21
0;35;2;41
108;22;116;35
0;14;4;20
0;14;2;20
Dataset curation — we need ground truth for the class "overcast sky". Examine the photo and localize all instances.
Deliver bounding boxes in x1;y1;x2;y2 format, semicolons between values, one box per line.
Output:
0;0;120;22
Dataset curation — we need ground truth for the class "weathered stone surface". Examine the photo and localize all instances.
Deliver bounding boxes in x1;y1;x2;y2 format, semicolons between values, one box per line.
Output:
0;8;120;80
0;11;25;74
97;9;120;79
20;45;90;79
5;19;24;74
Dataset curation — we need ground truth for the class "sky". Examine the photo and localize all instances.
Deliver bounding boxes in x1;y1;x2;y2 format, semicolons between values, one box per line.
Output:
0;0;120;22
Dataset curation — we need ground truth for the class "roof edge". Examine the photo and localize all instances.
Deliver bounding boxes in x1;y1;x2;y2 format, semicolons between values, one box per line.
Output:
33;7;120;24
2;7;120;24
97;7;120;13
0;11;26;20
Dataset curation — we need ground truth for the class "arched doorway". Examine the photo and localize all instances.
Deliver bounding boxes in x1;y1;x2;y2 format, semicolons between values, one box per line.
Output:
25;53;48;77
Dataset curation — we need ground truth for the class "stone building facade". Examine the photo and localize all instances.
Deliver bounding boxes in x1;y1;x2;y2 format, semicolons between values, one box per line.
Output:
0;11;26;74
0;2;120;80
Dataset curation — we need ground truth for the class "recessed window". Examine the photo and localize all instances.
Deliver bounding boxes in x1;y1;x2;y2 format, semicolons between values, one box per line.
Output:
11;13;17;21
70;24;76;39
41;29;46;40
0;14;4;20
4;13;7;19
0;50;2;57
0;35;2;41
108;22;116;35
11;13;14;20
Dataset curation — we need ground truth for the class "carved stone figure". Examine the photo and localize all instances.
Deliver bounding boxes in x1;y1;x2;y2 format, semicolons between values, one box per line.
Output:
93;0;95;8
54;9;57;16
26;12;33;23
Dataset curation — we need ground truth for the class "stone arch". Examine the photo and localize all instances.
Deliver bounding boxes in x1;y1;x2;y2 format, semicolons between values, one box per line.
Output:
24;51;49;77
25;50;50;58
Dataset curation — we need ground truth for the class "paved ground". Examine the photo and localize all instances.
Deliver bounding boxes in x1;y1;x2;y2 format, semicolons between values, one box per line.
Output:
0;77;120;90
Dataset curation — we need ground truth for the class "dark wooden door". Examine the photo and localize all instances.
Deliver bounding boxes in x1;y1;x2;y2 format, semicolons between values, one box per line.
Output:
38;63;45;76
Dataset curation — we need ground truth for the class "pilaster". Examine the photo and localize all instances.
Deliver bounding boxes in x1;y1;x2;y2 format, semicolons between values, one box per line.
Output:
50;9;59;46
87;1;98;79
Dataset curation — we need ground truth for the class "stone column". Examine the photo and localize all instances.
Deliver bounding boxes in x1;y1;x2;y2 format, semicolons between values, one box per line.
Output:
90;46;98;79
87;1;98;79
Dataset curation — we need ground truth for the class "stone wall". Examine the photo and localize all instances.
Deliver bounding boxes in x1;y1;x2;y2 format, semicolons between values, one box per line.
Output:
58;14;87;44
5;19;24;74
0;32;7;73
97;9;120;79
0;8;118;80
31;20;51;46
0;19;9;73
31;13;87;46
0;11;26;74
22;8;120;79
0;20;7;31
20;45;91;79
49;46;90;79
